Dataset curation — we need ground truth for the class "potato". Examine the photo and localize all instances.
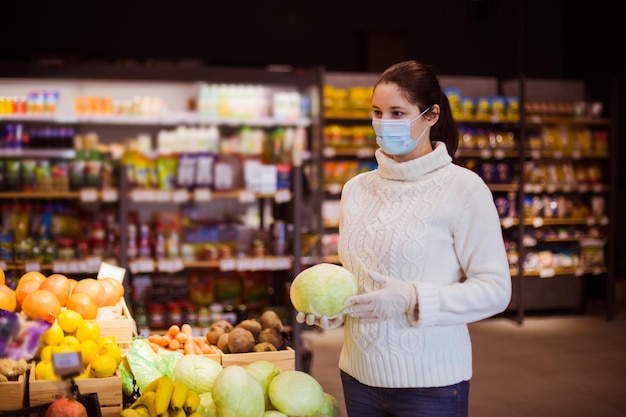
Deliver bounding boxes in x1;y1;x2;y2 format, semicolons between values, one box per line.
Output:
206;325;226;345
253;342;277;352
260;310;284;332
236;319;262;340
212;320;234;333
217;332;230;353
258;327;285;350
228;327;256;353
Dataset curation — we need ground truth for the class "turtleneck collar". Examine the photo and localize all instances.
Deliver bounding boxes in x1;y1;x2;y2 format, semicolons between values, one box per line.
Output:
375;141;452;182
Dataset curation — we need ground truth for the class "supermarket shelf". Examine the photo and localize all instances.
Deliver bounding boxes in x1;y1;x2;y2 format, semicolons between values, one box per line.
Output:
0;188;119;202
0;149;76;158
525;115;611;126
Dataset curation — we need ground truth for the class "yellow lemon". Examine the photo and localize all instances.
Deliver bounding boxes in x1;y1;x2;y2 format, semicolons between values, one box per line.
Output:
51;344;76;356
75;320;100;343
41;322;64;346
57;309;84;334
61;335;81;351
80;339;99;365
89;354;117;378
97;336;122;366
40;345;55;362
35;360;59;381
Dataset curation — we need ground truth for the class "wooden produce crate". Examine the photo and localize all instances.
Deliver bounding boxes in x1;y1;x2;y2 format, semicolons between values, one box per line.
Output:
29;371;122;417
220;347;295;371
0;372;27;411
96;298;136;345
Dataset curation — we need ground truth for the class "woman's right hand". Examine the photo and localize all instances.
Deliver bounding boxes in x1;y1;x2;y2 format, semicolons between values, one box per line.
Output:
296;312;345;329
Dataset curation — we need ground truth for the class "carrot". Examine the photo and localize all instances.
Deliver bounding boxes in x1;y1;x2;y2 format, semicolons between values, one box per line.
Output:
148;341;162;353
160;334;172;348
193;338;204;354
181;323;193;338
168;338;181;351
148;334;162;344
183;339;195;355
175;332;188;344
167;325;180;338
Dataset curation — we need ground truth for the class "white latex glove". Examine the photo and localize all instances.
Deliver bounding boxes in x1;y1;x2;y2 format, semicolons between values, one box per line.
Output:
295;311;345;330
343;271;416;322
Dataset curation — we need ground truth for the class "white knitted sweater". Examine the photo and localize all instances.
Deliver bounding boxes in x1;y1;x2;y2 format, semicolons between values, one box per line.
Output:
338;142;512;388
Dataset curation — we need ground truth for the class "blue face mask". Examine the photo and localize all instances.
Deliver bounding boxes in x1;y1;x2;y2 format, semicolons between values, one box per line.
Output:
372;107;431;155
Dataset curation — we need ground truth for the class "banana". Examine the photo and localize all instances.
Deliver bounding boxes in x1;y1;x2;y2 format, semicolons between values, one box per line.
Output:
169;380;188;411
186;413;202;417
142;375;167;394
120;409;144;417
167;409;186;417
131;406;152;417
154;375;175;416
130;391;157;417
183;390;200;414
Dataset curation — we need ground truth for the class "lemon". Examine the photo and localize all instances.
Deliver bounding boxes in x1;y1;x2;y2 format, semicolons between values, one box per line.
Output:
80;339;99;365
40;345;55;362
35;360;59;381
75;320;100;342
97;336;122;366
41;322;64;346
58;309;84;334
89;354;117;378
61;335;81;351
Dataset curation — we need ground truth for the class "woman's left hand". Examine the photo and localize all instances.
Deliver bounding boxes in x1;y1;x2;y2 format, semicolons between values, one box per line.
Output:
343;271;417;322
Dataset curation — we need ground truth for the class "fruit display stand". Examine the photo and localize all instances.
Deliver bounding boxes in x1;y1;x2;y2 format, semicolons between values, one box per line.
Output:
220;346;295;371
29;371;123;417
95;298;136;349
1;372;27;412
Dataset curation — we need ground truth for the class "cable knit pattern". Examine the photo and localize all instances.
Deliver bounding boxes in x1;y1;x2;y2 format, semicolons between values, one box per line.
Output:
338;142;511;388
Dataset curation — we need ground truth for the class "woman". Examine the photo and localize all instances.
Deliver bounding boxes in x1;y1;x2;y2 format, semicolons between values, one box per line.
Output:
297;60;511;417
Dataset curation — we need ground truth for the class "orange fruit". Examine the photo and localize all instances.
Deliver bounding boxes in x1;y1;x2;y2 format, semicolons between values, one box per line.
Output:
68;278;78;294
66;292;98;320
99;279;121;307
21;289;62;323
40;274;72;307
72;278;105;307
0;268;5;286
0;285;17;312
18;270;47;287
101;278;124;299
15;278;42;306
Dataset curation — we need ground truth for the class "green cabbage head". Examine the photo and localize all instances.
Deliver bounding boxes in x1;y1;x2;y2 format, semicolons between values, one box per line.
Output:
268;370;324;416
290;263;357;317
171;355;223;394
213;365;265;417
197;392;219;417
245;360;282;410
315;393;340;417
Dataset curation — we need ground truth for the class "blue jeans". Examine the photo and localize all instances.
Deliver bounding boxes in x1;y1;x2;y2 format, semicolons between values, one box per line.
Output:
341;370;469;417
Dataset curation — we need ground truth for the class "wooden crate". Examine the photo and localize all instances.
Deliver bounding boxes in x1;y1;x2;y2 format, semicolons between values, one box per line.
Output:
29;370;122;417
0;371;27;411
220;347;295;371
96;298;136;345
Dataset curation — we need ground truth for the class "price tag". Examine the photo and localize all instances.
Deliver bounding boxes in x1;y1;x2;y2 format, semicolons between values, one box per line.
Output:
532;217;544;228
250;258;265;271
80;188;99;202
530;150;541;160
52;261;68;274
539;268;555;278
156;190;171;202
493;149;505;160
276;256;292;269
24;262;40;272
97;262;126;283
194;188;212;202
0;261;6;270
578;184;589;193
592;184;603;193
328;183;342;195
101;188;119;202
141;259;155;273
237;258;252;271
239;190;256;203
67;261;80;274
575;267;585;276
274;189;292;203
600;216;609;226
546;184;557;193
130;189;147;202
480;149;492;160
562;184;572;193
323;147;336;158
129;260;141;274
85;257;102;273
523;236;537;247
552;151;563;159
501;217;514;229
172;189;189;203
571;151;581;160
52;352;84;379
220;259;236;271
592;267;602;276
356;148;375;158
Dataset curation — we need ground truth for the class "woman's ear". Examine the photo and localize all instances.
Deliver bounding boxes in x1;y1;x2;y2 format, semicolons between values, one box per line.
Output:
426;104;440;125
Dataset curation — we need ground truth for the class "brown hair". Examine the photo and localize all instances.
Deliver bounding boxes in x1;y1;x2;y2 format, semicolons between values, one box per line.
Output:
374;60;458;158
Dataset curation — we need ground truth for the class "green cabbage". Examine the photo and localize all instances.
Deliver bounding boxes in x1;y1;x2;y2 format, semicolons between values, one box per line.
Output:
213;365;265;417
197;392;219;417
245;360;283;410
268;370;325;416
315;393;340;417
290;263;357;317
263;411;287;417
171;355;223;394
